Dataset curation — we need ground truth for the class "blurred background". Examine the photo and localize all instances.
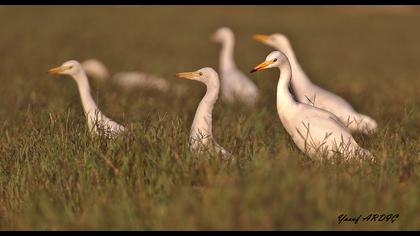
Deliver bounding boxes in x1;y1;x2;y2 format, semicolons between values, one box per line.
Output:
0;6;419;230
0;6;419;130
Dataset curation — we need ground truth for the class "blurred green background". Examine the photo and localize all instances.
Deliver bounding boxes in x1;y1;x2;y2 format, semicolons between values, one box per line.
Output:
0;6;419;230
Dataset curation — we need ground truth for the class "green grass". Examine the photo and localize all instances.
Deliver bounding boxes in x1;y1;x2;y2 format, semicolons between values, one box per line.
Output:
0;6;419;230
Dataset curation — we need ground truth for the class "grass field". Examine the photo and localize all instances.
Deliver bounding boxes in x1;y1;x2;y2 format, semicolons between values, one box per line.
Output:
0;6;419;230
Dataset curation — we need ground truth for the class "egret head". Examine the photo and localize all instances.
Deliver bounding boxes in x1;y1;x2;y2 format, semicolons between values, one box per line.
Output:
253;33;291;50
47;60;83;76
176;67;219;86
81;59;110;81
210;27;234;43
250;51;288;73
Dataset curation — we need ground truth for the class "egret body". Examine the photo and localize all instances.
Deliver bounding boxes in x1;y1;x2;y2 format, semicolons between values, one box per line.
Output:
81;58;169;92
254;34;378;134
212;27;259;106
48;60;125;137
176;67;231;158
251;51;374;161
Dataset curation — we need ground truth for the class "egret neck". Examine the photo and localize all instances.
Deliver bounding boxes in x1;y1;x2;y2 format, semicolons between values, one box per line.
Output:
279;44;313;96
73;70;100;129
190;78;220;144
219;34;236;71
277;61;298;115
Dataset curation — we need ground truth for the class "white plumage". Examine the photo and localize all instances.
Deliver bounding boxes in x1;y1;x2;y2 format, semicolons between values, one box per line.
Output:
212;27;259;106
81;58;169;92
251;51;374;161
176;67;231;159
80;59;110;82
254;33;378;135
48;60;125;138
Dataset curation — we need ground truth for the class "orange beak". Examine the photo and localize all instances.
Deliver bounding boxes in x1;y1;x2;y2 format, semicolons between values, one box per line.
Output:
250;60;275;73
253;34;270;43
47;65;71;74
175;71;201;80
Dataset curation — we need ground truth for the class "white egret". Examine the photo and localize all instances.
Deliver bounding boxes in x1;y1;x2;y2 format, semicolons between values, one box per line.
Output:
175;67;231;158
211;27;259;106
251;51;374;161
254;34;378;135
48;60;125;137
112;72;169;92
81;59;110;82
81;58;169;92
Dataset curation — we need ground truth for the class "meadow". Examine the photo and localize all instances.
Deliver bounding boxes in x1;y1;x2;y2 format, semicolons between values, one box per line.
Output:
0;6;419;230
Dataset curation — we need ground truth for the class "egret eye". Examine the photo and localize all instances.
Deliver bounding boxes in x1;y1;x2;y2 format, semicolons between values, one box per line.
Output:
199;72;203;76
69;66;73;69
273;58;278;62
